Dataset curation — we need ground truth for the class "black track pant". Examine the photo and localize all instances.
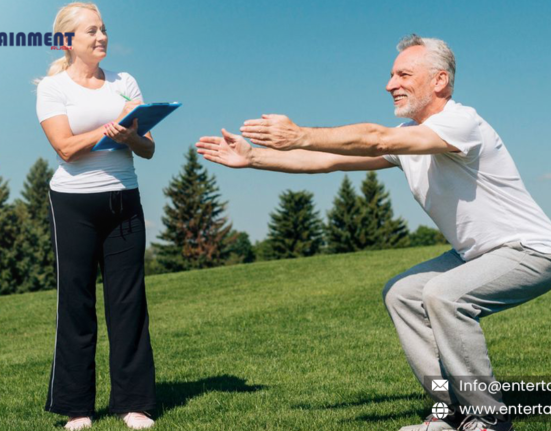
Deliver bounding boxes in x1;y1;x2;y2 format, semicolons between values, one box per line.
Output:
45;188;156;416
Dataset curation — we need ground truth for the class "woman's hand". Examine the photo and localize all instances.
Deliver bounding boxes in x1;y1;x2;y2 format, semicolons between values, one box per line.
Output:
104;118;139;144
196;129;253;168
104;118;155;159
116;100;143;122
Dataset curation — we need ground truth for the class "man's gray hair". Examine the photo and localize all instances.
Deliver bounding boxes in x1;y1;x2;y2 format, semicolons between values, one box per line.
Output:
397;34;456;94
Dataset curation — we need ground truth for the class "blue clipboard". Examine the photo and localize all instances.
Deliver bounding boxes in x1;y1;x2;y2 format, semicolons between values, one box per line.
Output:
92;102;182;151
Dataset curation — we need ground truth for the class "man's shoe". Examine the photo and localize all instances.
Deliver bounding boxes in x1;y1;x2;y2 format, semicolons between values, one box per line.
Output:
119;412;155;429
458;415;515;431
65;417;92;430
399;414;461;430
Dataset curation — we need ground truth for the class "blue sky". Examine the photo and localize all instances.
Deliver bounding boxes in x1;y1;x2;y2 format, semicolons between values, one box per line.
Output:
1;0;550;245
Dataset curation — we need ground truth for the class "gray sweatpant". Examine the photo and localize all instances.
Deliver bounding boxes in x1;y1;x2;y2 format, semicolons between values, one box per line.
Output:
383;242;551;410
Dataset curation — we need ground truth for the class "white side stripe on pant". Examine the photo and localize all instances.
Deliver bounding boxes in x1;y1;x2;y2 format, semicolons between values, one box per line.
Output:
48;192;60;410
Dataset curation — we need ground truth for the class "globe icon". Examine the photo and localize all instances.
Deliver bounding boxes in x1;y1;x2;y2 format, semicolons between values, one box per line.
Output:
432;402;449;419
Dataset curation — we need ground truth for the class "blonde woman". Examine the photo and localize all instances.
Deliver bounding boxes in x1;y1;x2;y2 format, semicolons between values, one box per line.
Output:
36;3;156;430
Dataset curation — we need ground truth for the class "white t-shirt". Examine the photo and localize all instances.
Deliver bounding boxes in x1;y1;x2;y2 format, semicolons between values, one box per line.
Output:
383;99;551;261
36;69;140;193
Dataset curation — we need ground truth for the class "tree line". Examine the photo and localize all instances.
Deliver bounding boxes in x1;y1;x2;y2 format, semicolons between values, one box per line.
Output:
0;151;447;295
0;159;55;295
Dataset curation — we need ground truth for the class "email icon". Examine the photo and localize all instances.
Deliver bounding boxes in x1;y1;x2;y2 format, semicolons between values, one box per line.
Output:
432;379;449;391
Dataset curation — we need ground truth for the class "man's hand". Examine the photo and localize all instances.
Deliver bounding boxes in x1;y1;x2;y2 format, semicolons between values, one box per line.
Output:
240;114;306;151
196;129;252;168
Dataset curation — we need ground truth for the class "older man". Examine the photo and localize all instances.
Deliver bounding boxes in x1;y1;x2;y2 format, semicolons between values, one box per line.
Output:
196;35;551;431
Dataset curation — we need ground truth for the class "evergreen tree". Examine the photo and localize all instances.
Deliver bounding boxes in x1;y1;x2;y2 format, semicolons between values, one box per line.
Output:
0;178;22;295
410;225;448;247
16;158;56;293
155;148;234;272
357;172;409;249
325;175;363;253
21;158;53;220
267;190;324;259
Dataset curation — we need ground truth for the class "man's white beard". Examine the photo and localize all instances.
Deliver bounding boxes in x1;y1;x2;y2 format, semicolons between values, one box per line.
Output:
394;93;432;121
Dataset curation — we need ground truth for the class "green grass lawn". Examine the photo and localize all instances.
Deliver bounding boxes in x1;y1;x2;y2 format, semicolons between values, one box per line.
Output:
1;245;550;430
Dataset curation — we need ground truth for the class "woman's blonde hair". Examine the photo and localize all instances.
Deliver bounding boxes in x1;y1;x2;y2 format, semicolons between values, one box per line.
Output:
46;2;103;77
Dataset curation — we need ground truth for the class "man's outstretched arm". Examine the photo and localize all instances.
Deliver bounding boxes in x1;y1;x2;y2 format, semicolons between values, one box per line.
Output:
240;114;459;156
196;129;395;173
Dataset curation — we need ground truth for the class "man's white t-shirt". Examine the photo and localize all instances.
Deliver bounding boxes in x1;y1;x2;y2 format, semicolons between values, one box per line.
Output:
36;69;140;193
383;99;551;261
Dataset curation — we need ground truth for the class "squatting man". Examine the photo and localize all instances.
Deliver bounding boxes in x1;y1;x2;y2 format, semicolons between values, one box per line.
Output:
196;35;551;431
